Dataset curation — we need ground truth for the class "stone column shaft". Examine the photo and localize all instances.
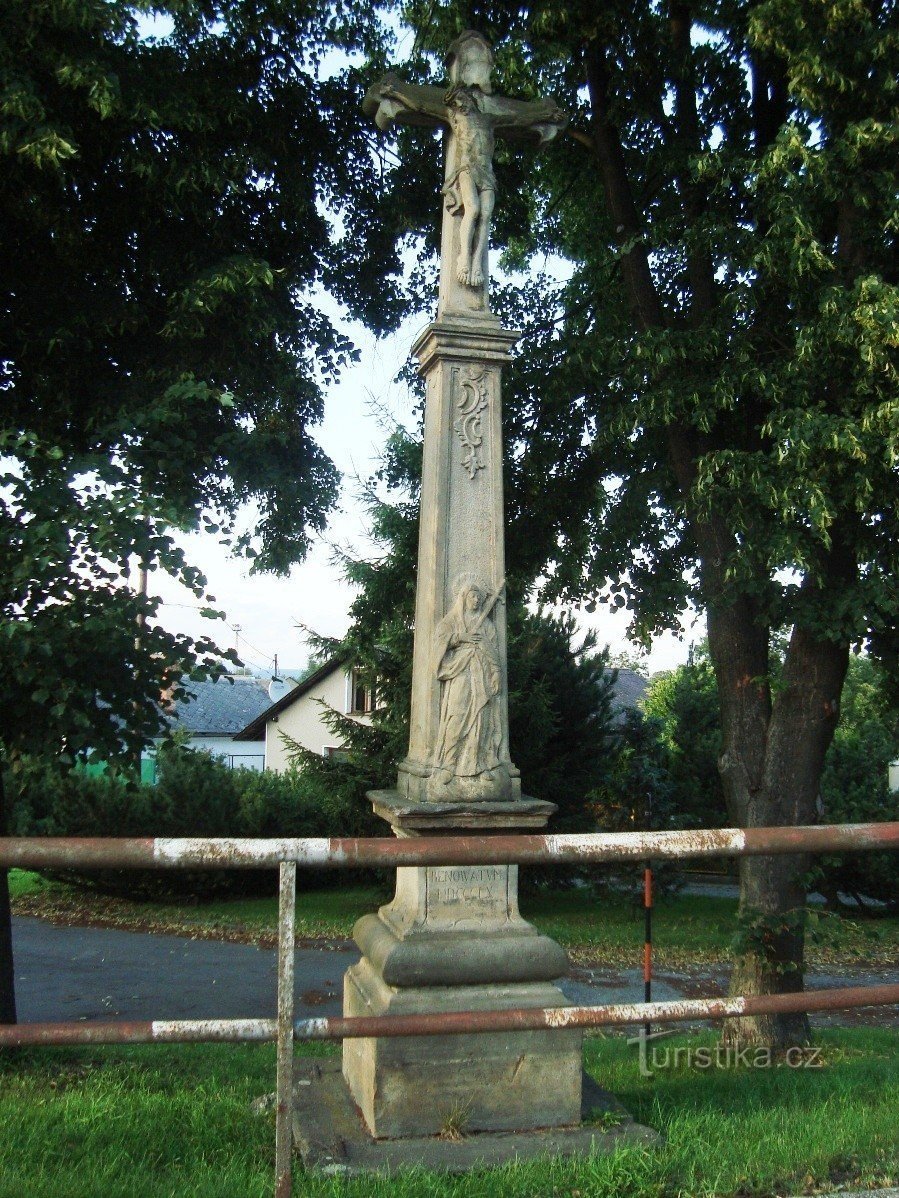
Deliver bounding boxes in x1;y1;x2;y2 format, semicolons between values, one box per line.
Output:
397;318;521;805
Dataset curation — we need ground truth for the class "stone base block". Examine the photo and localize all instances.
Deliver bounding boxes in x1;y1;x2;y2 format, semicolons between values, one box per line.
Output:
353;912;568;987
292;1058;661;1175
342;958;582;1139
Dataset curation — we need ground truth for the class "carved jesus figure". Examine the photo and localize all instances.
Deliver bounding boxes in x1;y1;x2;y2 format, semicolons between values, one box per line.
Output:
442;80;496;286
364;31;566;299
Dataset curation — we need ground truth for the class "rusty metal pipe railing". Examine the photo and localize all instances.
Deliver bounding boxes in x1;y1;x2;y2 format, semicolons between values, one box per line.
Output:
0;1018;277;1046
1;983;897;1049
274;862;296;1198
3;821;898;1198
1;821;897;871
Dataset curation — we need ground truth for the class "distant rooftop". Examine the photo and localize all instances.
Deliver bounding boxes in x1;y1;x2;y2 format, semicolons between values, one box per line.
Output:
168;676;277;737
609;668;649;721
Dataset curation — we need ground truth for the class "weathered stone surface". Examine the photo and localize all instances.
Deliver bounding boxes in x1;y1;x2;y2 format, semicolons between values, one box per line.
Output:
344;34;586;1151
396;319;520;807
342;959;583;1139
353;913;568;987
292;1058;661;1175
369;788;556;830
350;835;568;987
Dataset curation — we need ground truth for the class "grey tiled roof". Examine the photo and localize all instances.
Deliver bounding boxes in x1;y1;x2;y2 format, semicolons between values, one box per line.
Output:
609;668;649;718
234;656;344;740
169;677;275;736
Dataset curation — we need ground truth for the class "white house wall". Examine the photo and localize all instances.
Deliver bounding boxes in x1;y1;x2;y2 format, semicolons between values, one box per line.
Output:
191;735;266;771
265;669;370;772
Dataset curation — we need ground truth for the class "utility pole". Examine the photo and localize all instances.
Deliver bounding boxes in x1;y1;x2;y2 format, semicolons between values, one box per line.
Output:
134;552;150;774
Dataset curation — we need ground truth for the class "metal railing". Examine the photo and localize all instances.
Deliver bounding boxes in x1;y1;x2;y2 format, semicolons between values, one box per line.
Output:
2;820;898;1196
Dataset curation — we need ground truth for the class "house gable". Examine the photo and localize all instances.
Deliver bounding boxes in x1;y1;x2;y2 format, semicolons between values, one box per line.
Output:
234;657;373;772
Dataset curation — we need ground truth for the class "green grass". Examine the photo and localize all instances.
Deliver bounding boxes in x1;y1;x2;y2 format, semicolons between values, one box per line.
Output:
7;869;47;900
10;869;899;966
0;1031;896;1196
523;889;738;958
8;870;386;942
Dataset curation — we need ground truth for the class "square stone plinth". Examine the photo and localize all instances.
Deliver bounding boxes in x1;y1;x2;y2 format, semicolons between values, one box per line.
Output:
292;1058;661;1175
342;958;583;1139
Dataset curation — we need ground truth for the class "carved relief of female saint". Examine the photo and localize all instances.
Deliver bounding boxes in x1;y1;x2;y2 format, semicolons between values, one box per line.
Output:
431;576;504;787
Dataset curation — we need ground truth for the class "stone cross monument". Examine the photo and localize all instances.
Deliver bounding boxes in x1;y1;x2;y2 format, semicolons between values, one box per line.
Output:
342;32;582;1141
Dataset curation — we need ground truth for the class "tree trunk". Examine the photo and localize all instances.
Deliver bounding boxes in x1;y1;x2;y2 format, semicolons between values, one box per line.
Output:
712;612;848;1048
582;21;852;1050
725;844;813;1048
0;768;16;1024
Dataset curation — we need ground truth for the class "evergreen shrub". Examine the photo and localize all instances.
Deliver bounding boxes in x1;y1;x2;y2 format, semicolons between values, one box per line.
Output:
6;741;372;899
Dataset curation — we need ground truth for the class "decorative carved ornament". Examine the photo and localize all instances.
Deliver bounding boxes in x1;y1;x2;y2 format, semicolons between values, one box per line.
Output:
454;365;489;479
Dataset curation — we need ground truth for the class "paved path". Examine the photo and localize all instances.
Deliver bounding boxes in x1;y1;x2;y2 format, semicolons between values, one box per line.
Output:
11;915;899;1027
680;877;887;909
12;916;354;1022
799;1192;898;1198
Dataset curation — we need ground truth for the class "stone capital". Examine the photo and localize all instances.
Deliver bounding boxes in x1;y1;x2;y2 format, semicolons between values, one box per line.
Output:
412;318;520;376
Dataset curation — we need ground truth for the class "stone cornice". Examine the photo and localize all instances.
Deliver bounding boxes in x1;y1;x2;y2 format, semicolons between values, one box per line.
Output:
412;318;520;375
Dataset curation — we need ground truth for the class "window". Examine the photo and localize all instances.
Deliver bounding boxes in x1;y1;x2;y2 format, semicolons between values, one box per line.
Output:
323;745;349;762
348;668;375;715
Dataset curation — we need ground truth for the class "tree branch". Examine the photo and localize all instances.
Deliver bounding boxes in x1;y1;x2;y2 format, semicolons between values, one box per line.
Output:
565;125;595;151
583;39;667;334
668;2;716;316
750;50;788;150
584;36;699;501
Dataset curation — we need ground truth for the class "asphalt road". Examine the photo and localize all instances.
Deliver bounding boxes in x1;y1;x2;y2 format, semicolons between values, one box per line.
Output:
12;916;355;1022
11;915;899;1027
10;916;691;1023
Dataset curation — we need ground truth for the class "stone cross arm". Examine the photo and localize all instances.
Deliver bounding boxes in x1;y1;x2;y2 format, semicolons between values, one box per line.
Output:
363;74;567;146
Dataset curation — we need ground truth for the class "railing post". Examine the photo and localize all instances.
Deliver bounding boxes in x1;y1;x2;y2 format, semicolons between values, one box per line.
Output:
275;860;296;1198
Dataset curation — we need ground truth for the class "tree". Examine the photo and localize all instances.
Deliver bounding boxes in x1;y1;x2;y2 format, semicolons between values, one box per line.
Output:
0;0;397;1023
642;645;728;832
816;655;899;910
589;707;682;898
643;649;899;905
383;1;899;1046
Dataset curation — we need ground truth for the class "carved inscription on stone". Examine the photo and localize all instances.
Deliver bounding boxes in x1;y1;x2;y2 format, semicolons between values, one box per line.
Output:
429;862;508;905
454;365;489;479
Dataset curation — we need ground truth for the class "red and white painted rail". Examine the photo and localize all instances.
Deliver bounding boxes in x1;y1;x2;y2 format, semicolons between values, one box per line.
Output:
2;822;897;1197
1;820;897;871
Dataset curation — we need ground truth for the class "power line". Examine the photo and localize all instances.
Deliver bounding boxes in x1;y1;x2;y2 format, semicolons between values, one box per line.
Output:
227;625;277;671
157;600;279;672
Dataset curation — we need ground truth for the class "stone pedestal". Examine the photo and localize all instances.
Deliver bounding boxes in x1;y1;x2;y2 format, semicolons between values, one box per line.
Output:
342;793;583;1139
293;1060;661;1175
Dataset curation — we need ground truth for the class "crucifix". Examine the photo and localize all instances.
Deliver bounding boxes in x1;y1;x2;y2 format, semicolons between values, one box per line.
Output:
294;36;654;1163
331;37;584;1153
364;29;567;315
363;32;566;808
